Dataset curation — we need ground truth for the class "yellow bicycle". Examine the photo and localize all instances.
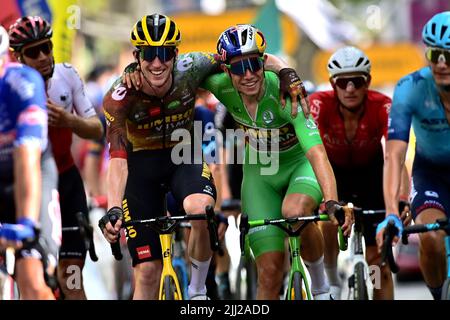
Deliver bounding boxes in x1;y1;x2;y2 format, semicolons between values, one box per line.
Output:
110;205;220;300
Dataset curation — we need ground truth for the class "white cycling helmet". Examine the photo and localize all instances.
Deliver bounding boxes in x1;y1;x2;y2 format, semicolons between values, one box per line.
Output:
327;46;371;78
0;26;9;57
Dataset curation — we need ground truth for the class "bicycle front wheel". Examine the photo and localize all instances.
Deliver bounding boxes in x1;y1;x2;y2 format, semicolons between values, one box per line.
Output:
354;262;368;300
163;276;175;300
291;272;306;300
441;278;450;300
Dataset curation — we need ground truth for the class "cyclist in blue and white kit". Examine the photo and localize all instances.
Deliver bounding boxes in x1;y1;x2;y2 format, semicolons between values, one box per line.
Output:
0;26;60;299
376;12;450;300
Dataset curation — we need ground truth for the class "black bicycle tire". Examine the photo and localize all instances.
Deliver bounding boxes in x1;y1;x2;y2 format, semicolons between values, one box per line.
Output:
174;265;187;299
354;262;368;300
441;278;450;300
246;259;257;300
163;276;174;300
292;271;304;300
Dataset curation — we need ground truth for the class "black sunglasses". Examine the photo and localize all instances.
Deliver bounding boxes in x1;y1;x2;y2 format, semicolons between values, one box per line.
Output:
139;46;176;63
425;47;450;66
333;75;368;90
22;41;53;59
226;57;264;75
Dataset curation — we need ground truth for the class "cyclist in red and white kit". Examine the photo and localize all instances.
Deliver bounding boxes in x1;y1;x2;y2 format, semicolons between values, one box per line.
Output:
309;46;410;299
8;16;104;300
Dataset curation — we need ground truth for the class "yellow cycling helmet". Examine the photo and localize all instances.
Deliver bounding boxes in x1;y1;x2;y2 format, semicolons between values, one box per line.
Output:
130;14;181;47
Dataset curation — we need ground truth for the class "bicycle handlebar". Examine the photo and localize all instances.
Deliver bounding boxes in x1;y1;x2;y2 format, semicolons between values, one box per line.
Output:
402;218;450;244
380;220;399;273
109;206;220;260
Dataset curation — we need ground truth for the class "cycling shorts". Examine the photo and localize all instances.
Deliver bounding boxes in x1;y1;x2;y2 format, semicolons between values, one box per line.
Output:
123;149;216;267
241;155;323;259
410;155;450;219
59;165;89;260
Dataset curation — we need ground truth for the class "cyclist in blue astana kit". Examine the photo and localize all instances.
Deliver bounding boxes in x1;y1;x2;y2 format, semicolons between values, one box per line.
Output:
0;26;61;299
201;24;354;300
376;12;450;300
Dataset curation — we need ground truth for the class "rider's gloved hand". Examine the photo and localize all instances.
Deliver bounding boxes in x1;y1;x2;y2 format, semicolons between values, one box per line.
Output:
122;62;142;90
325;200;353;236
98;207;123;243
278;68;310;119
375;214;403;253
0;217;36;249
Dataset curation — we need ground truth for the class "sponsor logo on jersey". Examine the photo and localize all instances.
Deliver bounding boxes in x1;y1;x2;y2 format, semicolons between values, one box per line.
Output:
262;110;274;124
424;190;439;198
136;245;151;260
104;110;115;124
305;118;317;130
122;199;137;239
18;105;47;127
168;100;181;109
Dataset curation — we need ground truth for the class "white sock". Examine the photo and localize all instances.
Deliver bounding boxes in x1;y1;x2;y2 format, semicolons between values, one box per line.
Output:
304;256;330;295
325;265;341;286
188;257;211;297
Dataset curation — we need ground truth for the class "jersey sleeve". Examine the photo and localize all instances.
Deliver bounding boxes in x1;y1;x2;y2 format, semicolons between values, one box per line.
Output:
388;75;415;142
102;78;130;159
6;67;48;151
176;52;222;87
200;72;224;96
378;95;391;140
64;63;97;118
269;73;322;153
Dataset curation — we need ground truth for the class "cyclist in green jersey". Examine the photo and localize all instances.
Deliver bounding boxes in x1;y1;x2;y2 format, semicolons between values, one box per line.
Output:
201;24;353;300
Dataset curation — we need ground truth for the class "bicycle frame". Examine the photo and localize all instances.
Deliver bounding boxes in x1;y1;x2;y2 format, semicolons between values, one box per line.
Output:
113;205;220;300
346;208;385;300
159;232;183;300
240;214;339;300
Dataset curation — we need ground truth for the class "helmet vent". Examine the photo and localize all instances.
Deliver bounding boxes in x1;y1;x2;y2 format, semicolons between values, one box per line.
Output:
167;23;175;42
355;57;364;67
441;25;448;39
331;60;341;69
431;23;436;36
241;29;248;46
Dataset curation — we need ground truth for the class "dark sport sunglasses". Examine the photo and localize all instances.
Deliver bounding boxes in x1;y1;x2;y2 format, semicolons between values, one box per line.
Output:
425;47;450;66
22;41;53;59
139;46;176;63
226;57;264;75
333;75;368;90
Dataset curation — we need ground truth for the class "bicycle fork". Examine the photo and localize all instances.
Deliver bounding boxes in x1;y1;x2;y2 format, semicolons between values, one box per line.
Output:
287;236;312;300
159;233;183;300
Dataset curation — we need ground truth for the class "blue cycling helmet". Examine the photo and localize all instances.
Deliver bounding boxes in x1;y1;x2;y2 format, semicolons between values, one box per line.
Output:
422;11;450;49
217;24;266;63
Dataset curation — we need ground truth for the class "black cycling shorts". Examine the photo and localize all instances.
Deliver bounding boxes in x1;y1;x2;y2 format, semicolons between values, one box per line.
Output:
410;155;450;220
332;156;385;247
123;149;216;267
59;165;89;260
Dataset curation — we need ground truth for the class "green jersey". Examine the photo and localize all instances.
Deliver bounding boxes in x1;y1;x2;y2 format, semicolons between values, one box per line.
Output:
202;71;322;162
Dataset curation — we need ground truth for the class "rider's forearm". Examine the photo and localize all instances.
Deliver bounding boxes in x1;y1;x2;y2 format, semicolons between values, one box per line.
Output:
383;140;408;216
13;145;41;223
264;53;289;73
107;158;128;209
70;115;104;140
399;165;410;200
219;147;232;200
306;145;338;202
